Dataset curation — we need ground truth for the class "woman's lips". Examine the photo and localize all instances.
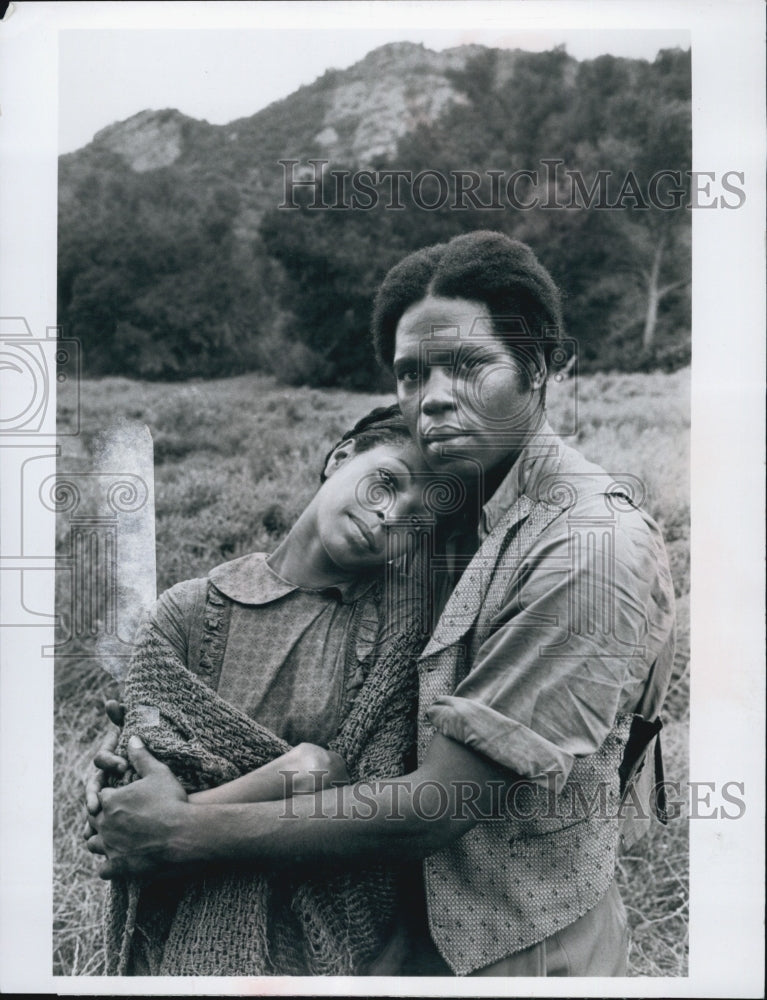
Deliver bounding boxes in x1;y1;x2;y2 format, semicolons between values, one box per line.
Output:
347;512;377;551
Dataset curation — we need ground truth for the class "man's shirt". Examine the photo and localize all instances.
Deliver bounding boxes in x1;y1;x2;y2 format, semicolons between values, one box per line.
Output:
424;421;676;789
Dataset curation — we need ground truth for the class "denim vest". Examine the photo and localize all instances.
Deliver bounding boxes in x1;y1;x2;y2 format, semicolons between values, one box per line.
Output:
417;495;634;975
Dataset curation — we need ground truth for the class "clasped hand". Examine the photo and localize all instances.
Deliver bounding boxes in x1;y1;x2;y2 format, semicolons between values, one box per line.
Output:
86;724;189;880
85;700;353;879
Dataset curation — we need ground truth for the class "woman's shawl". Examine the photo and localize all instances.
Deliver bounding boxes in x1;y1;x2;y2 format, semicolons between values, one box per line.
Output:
104;583;423;976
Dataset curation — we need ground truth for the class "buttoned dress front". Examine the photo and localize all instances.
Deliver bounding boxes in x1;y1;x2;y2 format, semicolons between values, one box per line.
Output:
148;552;382;747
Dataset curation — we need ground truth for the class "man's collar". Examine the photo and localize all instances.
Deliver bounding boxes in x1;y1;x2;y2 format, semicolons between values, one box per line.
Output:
479;420;563;539
209;552;377;605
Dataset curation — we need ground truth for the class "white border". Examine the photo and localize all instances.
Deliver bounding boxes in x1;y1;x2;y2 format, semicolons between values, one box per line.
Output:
1;2;764;996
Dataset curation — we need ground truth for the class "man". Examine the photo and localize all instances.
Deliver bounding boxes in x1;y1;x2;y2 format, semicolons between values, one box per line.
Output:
88;231;676;977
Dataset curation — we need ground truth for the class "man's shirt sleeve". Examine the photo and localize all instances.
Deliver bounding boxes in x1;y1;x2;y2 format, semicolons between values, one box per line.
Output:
425;497;676;790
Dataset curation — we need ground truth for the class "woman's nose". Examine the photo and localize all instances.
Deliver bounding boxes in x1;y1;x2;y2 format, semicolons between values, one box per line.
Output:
420;367;455;415
382;490;423;524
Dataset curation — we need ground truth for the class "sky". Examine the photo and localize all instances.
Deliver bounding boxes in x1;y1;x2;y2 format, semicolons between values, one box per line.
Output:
58;26;690;154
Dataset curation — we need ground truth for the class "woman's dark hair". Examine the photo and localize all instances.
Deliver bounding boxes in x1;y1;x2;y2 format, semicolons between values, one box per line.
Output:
319;404;410;482
371;231;565;383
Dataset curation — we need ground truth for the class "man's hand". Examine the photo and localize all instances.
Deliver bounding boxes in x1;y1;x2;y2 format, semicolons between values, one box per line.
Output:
84;700;127;822
87;736;189;879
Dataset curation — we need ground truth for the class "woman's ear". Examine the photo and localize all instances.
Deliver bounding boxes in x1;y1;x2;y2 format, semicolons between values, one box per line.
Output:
322;439;357;479
530;364;546;391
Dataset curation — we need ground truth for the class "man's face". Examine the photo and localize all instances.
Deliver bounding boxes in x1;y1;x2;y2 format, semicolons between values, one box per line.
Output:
393;295;543;480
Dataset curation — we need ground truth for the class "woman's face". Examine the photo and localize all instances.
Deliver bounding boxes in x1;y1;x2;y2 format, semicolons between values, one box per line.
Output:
393;295;543;479
315;439;429;572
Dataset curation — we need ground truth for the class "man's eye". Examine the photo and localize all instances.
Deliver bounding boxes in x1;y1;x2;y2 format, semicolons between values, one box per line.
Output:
396;368;421;384
457;352;484;373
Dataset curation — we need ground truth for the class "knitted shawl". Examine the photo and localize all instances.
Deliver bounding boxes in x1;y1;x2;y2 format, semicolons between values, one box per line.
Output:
104;584;423;976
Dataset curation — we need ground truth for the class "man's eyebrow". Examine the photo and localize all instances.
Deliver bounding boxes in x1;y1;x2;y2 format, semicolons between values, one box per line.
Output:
392;354;418;369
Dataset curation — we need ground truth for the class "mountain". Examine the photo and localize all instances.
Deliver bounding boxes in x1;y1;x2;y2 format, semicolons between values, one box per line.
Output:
64;41;520;164
59;42;528;236
58;42;691;386
90;109;212;172
279;41;509;164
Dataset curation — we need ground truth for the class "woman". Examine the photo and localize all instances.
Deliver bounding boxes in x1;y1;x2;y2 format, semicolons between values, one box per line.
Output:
87;405;436;976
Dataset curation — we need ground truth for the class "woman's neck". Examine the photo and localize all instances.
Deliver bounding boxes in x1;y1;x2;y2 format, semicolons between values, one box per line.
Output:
266;510;354;592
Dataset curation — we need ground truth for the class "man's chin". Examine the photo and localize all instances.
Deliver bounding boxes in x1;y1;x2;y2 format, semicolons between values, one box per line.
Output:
422;448;485;480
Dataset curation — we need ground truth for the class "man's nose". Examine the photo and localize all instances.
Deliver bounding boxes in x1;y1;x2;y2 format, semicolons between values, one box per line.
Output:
420;367;455;415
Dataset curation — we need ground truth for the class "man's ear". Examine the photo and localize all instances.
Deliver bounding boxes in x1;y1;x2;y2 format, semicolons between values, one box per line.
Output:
322;439;358;479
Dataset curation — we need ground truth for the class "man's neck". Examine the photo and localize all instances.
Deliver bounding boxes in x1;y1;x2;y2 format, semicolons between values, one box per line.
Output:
466;409;547;514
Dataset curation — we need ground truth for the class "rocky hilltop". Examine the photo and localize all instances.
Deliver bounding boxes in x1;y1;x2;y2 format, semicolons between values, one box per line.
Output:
91;109;199;172
61;41;524;190
77;43;522;167
305;41;513;163
60;41;534;240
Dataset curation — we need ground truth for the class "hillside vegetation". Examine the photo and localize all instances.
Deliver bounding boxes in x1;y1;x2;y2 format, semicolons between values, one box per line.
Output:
54;368;690;976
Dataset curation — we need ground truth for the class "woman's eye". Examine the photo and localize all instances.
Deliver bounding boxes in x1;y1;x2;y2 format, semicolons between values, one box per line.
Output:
396;368;421;384
377;468;396;486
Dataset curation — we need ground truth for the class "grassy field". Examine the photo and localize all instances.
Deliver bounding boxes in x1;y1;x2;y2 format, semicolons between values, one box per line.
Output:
54;367;690;977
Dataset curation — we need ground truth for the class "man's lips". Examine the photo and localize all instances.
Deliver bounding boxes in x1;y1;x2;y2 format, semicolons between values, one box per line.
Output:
347;512;378;551
422;427;474;442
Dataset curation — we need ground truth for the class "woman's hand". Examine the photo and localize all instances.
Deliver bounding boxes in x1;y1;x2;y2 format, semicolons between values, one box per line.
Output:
283;743;350;794
86;736;189;879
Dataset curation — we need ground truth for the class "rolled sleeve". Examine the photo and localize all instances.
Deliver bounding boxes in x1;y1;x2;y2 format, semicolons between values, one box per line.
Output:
426;696;575;790
427;497;672;790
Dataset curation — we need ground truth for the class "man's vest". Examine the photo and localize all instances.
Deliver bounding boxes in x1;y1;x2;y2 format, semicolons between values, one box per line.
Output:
416;494;638;976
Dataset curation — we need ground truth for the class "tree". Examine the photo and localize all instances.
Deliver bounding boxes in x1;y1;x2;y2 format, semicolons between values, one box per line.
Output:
59;166;277;379
558;50;691;360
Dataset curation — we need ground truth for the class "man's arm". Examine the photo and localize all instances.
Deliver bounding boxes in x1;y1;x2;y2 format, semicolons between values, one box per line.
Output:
424;495;675;792
87;732;515;878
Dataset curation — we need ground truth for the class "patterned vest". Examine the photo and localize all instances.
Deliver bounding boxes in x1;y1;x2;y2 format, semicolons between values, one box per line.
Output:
417;495;634;975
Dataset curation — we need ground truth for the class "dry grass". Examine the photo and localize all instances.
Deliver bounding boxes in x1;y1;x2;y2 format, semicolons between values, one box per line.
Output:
53;367;690;977
54;688;115;975
615;719;689;976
